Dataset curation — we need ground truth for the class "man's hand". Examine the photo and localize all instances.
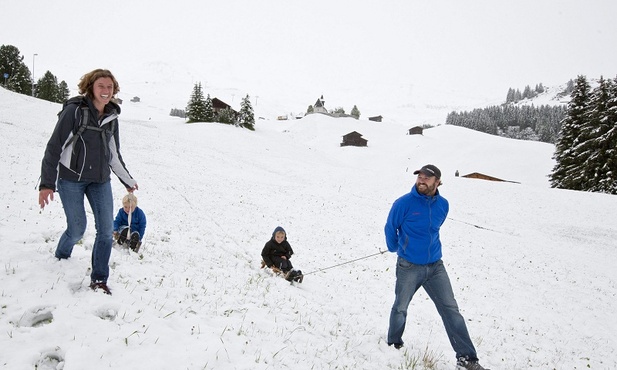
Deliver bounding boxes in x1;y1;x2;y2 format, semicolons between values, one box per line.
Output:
39;189;54;209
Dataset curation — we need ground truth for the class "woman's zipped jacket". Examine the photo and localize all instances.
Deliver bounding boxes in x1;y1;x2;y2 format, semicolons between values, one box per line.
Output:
39;96;136;191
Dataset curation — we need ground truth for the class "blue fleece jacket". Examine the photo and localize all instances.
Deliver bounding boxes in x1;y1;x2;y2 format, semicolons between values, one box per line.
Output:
113;206;147;241
384;185;449;265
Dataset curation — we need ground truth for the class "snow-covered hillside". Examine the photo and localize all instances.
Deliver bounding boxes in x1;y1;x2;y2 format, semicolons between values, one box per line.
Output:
1;87;616;370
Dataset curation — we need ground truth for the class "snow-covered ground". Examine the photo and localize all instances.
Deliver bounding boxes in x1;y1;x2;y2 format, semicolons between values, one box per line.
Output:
1;87;616;369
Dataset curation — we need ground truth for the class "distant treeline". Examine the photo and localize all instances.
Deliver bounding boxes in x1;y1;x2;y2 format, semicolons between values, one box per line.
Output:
170;108;186;118
446;104;566;143
506;83;545;103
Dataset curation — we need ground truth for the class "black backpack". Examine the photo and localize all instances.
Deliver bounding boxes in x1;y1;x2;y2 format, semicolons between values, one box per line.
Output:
60;97;116;154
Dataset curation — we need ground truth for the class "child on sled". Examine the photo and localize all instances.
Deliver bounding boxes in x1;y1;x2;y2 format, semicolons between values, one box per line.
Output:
261;226;303;282
113;193;146;252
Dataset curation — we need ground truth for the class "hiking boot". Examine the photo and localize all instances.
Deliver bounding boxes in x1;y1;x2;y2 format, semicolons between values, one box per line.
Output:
284;270;297;281
456;357;489;370
388;343;403;349
293;270;303;283
131;241;142;253
283;270;303;283
117;228;129;246
90;281;112;295
129;232;141;252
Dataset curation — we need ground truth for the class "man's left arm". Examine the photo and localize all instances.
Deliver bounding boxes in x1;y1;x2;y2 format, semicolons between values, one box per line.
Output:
384;202;404;252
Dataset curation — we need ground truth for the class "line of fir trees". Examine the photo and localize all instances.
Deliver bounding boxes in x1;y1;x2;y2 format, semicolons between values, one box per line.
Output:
549;75;617;194
169;108;186;118
0;44;69;103
445;104;566;143
185;83;255;130
506;83;545;103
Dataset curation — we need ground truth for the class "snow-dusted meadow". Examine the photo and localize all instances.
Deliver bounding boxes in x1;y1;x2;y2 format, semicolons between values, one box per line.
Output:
1;86;616;370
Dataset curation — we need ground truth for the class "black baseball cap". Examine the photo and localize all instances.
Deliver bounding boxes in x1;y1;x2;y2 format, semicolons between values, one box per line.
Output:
413;164;441;179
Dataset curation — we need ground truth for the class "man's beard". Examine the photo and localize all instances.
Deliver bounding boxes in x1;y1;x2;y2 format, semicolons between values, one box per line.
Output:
416;182;436;195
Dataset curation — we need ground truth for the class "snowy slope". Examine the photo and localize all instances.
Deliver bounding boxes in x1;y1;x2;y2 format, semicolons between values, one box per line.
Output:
1;87;616;370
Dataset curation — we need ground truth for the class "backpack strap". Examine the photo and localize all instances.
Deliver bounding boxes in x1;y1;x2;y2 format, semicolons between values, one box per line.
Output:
63;106;115;155
64;106;91;151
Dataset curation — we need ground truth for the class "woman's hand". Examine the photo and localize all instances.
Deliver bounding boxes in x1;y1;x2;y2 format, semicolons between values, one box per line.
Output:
39;189;54;209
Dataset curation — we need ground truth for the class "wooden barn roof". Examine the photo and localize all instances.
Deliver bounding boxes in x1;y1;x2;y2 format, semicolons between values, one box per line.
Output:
462;172;520;184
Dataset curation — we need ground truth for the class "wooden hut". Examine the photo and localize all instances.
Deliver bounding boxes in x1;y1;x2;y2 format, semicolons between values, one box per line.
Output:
211;97;238;120
408;126;423;135
462;172;520;184
368;115;383;122
341;131;368;147
212;98;236;115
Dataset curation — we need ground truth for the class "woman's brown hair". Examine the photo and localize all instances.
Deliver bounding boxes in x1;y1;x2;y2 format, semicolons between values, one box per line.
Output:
77;69;120;99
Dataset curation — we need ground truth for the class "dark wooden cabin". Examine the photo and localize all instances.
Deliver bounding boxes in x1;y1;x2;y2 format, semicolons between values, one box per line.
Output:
341;131;368;147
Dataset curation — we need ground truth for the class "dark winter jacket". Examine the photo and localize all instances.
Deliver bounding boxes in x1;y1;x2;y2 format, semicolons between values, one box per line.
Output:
39;96;136;191
384;185;449;265
113;206;147;241
261;226;294;268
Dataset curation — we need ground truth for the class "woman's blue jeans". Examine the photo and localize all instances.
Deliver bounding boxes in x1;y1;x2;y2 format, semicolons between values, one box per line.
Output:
387;257;477;360
55;178;114;283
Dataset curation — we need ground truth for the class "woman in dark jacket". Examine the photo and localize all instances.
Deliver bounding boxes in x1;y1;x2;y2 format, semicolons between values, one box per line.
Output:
38;69;138;295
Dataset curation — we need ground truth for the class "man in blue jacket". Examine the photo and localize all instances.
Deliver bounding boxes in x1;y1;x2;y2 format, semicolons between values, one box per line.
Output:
385;164;488;370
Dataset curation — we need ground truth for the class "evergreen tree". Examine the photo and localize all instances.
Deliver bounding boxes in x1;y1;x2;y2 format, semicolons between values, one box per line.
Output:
238;94;255;130
8;63;32;95
0;45;32;95
37;70;59;102
566;79;574;94
598;75;617;194
57;80;70;102
583;76;617;193
185;82;207;123
204;94;214;122
350;105;360;119
307;105;314;114
217;107;236;125
550;75;592;190
506;88;515;103
557;79;575;99
523;85;532;99
514;89;522;102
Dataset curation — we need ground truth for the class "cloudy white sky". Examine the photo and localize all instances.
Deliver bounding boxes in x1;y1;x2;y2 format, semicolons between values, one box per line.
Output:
3;0;617;112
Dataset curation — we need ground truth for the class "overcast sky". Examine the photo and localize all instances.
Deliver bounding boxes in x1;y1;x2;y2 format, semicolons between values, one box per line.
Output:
3;0;617;107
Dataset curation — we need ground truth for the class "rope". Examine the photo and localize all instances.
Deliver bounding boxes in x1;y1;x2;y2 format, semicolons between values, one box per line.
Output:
302;249;389;276
127;196;132;235
447;217;500;233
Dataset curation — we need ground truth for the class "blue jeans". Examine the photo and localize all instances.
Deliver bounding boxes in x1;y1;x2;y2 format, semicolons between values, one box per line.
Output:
56;179;114;283
387;257;477;360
